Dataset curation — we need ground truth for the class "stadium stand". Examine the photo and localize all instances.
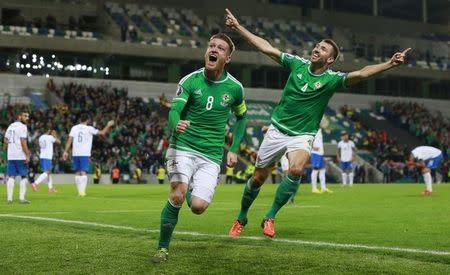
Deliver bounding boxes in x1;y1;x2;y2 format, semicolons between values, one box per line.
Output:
0;0;448;182
373;100;449;157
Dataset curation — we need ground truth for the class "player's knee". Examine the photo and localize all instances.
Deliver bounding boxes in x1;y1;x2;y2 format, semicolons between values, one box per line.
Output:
190;200;208;215
169;192;185;206
289;165;304;177
190;205;206;215
252;169;269;185
252;175;264;185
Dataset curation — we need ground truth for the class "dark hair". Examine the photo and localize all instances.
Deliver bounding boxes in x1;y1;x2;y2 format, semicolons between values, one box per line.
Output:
210;33;235;55
15;108;29;118
80;113;89;122
322;39;339;61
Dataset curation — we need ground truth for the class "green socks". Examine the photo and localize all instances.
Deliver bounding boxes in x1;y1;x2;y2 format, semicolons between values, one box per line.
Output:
158;200;181;249
265;174;301;219
185;188;192;208
237;179;261;224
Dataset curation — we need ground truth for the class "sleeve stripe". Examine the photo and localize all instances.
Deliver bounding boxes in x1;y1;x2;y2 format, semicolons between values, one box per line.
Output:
228;74;244;90
342;73;348;89
173;97;187;103
179;68;203;85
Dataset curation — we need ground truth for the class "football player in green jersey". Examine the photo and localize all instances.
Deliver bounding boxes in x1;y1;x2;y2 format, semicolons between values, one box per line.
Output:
152;33;248;263
225;8;411;238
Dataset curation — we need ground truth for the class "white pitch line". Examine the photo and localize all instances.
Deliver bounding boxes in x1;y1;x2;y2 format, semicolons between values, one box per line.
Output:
0;211;71;215
0;206;319;216
0;214;449;256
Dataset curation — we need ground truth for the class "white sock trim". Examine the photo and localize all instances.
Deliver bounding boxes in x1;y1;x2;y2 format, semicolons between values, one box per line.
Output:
311;170;318;190
423;172;432;191
319;169;326;189
35;173;48;185
7;177;15;201
19;178;28;201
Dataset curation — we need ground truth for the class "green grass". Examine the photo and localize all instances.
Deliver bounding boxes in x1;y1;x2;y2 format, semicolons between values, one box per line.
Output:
0;183;449;274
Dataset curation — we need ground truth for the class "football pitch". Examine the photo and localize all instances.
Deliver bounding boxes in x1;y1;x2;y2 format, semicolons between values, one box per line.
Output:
1;183;449;274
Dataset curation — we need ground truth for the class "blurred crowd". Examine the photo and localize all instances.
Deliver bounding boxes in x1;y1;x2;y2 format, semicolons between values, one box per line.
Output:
375;100;449;157
0;80;169;179
340;103;449;183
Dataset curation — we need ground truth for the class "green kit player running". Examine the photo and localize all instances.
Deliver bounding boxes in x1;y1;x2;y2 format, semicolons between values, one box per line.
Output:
152;33;247;263
225;8;411;238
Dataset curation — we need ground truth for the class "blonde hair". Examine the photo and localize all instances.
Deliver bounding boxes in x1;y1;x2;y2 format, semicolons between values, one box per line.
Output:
210;33;235;55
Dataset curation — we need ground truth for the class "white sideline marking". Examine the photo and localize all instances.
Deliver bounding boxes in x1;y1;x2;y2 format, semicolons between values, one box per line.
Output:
0;205;321;215
1;214;449;256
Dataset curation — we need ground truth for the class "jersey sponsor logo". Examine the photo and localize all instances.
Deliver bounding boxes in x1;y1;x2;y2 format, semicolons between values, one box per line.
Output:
314;81;322;89
194;89;202;96
167;159;178;168
175;85;183;96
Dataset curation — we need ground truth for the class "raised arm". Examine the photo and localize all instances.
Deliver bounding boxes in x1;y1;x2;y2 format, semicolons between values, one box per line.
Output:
345;48;411;86
225;8;282;64
98;120;115;136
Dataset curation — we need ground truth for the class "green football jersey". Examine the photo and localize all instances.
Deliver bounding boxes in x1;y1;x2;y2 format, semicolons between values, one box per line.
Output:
271;53;347;136
170;68;246;164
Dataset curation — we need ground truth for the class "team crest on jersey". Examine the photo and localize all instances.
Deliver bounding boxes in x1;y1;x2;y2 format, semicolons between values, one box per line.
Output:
221;93;231;107
175;85;183;96
194;89;202;96
314;81;322;89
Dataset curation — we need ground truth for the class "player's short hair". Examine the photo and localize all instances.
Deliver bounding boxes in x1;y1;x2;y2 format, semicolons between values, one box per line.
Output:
15;107;29;118
322;39;339;61
210;33;235;55
80;113;90;122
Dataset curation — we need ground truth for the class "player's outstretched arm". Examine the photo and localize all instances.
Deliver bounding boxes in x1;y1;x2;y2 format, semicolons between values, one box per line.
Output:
345;48;411;86
99;120;115;136
225;8;281;64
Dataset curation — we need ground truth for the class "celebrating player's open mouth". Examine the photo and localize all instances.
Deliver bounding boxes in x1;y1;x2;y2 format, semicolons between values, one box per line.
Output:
206;53;219;69
310;50;320;62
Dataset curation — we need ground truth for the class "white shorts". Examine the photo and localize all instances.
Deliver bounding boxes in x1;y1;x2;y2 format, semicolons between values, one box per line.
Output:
255;125;314;168
165;148;220;203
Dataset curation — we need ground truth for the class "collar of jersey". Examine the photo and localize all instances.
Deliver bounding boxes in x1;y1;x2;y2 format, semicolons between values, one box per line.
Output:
307;64;328;77
202;68;229;83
